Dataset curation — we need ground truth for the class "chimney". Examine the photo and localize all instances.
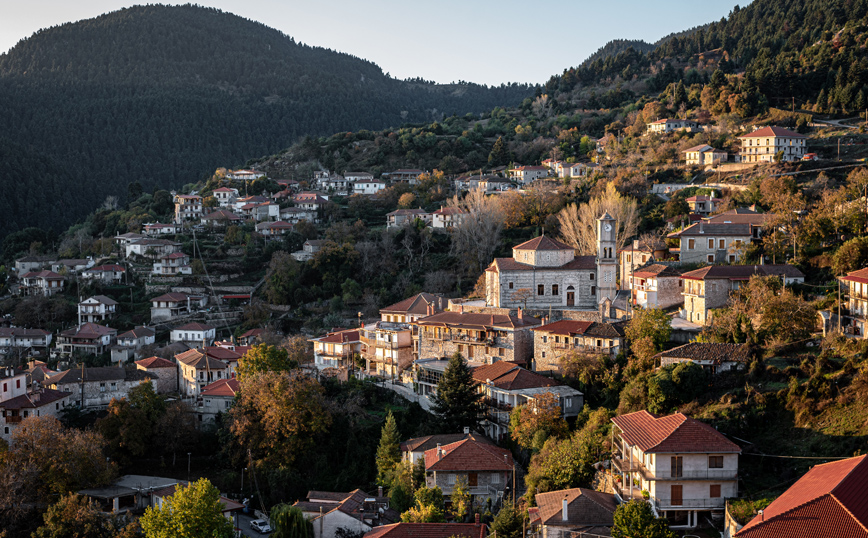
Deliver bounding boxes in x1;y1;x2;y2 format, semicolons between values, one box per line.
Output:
464;426;470;435
436;443;442;461
562;497;569;521
699;220;704;234
378;486;383;498
457;304;463;314
759;509;764;522
475;513;480;524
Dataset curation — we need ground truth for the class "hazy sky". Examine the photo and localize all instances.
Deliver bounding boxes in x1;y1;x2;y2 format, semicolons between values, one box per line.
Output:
0;0;746;85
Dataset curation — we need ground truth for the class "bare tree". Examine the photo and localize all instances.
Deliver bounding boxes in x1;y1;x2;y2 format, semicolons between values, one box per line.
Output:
447;189;505;275
557;182;639;254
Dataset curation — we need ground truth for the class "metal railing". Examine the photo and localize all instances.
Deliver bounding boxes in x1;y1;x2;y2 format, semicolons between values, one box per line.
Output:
612;457;737;481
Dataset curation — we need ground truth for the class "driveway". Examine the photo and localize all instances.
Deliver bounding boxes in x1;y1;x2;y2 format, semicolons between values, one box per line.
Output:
235;512;271;538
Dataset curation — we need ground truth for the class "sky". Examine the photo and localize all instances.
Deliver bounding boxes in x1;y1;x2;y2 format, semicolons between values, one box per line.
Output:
0;0;747;86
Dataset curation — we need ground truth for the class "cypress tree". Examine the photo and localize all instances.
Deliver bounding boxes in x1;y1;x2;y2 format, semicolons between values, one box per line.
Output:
431;353;483;432
375;410;401;486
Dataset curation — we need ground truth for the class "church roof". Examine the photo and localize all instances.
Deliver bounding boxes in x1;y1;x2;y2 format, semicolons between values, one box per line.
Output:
512;236;574;251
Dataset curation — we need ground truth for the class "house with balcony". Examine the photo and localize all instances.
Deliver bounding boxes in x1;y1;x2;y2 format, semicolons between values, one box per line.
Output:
400;432;486;465
280;206;317;224
360;321;414;380
143;222;179;236
255;220;293;238
197;378;240;424
111;326;156;363
124;238;181;259
81;264;126;283
212;187;239;207
657;342;753;375
380;293;447;324
353;178;388;196
174;194;204;224
682;145;727;166
738;126;806;163
0;388;71;442
734;454;868;538
152;252;192;276
170;322;216;348
412;308;541;367
680;264;804;326
531;320;627;373
0;328;52;354
386;208;430;228
686;195;723;216
610;411;741;528
44;366;156;409
242;201;280;222
78;295;118;324
56;323;117;357
628;264;684;310
19;270;65;296
839;267;868;338
310;329;362;371
293;192;329;215
432;207;467;229
530;488;618;538
508;165;550;184
666;222;756;265
176;348;229;396
471;361;582;441
424;438;513;501
646;119;698;134
150;293;207;322
201;209;242;229
386;169;424;184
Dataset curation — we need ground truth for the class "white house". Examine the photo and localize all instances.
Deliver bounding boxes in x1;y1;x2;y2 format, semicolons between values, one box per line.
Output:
646;119;698;134
170;323;216;348
212;187;239;207
81;264;126;283
111;326;157;363
738;126;807;163
78;295;118;324
431;207;467;229
508;165;549;184
150;292;207;322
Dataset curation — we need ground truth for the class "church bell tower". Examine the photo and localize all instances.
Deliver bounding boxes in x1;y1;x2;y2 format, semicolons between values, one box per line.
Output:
596;212;617;304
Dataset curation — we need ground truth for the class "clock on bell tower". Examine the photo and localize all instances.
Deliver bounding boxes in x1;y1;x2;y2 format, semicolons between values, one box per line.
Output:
596;212;617;303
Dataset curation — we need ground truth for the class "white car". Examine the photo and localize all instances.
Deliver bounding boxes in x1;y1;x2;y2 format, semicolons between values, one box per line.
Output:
250;519;272;534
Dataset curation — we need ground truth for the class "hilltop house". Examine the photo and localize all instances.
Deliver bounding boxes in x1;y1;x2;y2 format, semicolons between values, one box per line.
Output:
212;187;239;207
646;119;698;134
738;126;807;163
310;329;362;371
44;367;156;409
19;270;65;296
611;411;741;528
173;194;204;223
78;295;118;325
838;267;868;338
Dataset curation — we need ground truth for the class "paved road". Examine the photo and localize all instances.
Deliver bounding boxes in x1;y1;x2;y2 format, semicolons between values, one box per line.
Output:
235;513;271;537
379;380;434;412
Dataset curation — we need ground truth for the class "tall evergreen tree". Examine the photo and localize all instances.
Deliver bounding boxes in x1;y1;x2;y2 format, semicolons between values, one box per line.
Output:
488;136;509;166
376;410;401;486
431;353;483;432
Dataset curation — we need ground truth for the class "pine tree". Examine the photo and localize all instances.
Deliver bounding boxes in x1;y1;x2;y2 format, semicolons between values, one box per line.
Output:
431;353;483;432
490;501;525;538
488;136;508;166
376;410;401;486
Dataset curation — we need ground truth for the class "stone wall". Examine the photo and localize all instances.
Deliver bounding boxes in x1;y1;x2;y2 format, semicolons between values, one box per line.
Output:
138;365;178;394
491;267;597;310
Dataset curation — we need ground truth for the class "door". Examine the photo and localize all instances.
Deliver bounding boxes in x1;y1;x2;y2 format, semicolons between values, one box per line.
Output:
671;485;683;506
566;292;575;306
671;456;683;478
468;472;478;487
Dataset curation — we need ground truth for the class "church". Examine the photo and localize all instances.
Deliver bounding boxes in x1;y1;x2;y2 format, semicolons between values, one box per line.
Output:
484;213;618;310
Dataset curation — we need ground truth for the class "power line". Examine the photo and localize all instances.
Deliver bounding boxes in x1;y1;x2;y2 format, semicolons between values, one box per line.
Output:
743;453;853;460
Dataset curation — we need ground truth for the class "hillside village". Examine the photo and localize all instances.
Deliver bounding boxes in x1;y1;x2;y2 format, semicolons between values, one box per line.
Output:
3;106;868;538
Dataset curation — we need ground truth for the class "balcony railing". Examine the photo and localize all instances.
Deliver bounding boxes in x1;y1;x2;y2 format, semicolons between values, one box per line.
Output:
612;457;737;481
5;416;22;424
654;497;726;510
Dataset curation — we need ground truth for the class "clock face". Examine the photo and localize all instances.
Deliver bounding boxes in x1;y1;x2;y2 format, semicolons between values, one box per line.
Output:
604;223;612;232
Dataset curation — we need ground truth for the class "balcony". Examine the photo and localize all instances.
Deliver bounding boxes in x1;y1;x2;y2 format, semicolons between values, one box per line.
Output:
611;457;737;481
5;415;22;424
654;497;726;510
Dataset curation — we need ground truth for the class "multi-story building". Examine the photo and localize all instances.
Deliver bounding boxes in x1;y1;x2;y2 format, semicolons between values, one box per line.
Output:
175;349;229;397
81;264;126;283
531;488;618;538
201;209;242;228
629;264;684;310
56;323;117;357
111;326;157;363
840;267;868;338
667;222;757;265
310;329;362;371
124;238;181;259
508;165;549;184
471;361;582;441
44;366;156;409
19;270;65;296
685;195;723;216
360;321;413;379
0;328;52;353
680;264;805;325
353;178;388;196
738;126;807;163
412;309;540;366
226;169;266;181
531;320;627;372
424;438;513;500
380;293;446;324
170;322;216;348
78;295;118;324
150;293;207;322
386;209;430;228
135;356;178;394
152;252;192;276
0;388;71;442
611;411;741;529
431;207;467;228
173;194;204;224
197;378;240;424
212;187;239;207
682;145;727;166
646;119;698;134
386;169;424;183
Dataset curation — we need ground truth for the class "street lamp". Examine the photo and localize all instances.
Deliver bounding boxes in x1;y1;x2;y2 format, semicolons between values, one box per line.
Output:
241;467;246;495
187;452;192;483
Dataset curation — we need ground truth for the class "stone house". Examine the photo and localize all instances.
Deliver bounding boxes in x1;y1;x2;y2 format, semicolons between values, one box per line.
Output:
19;270;65;296
361;321;413;379
212;187;239;207
81;264;126;283
738;126;807;163
295;489;396;538
0;328;53;354
170;322;216;348
197;378;239;424
44;366;157;409
530;488;618;538
238;329;263;346
78;295;118;324
618;243;668;289
292;239;326;262
135;356;178;394
471;361;582;441
629;264;684;310
386;208;430;228
685;195;723;216
680;264;804;325
14;255;56;274
424;438;513;500
508;165;549;184
124;238;181;259
611;411;740;529
353;178;388;195
280;206;317;223
380;293;447;324
0;389;71;442
667;222;758;265
201;209;242;229
150;292;207;322
56;323;117;357
173;194;203;223
532;320;627;372
657;342;753;375
52;259;93;275
412;309;540;366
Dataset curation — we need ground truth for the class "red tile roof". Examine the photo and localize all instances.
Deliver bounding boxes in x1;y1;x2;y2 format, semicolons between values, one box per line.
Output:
513;235;573;251
136;356;176;369
21;270;64;280
424;438;513;472
491;255;596;272
0;388;69;410
632;264;682;278
175;349;226;370
842;268;868;285
471;362;558;390
681;264;804;281
87;264;125;272
315;329;360;344
59;323;116;339
364;523;487;538
532;320;593;336
173;322;215;331
736;455;868;538
739;126;806;139
381;293;447;315
535;488;617;528
201;378;240;397
415;311;540;330
152;292;192;303
612;411;741;454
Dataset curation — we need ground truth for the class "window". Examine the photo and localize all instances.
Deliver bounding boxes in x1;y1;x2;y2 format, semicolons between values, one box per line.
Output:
110;382;117;391
671;456;683;478
591;286;596;296
537;284;544;296
100;383;106;393
707;255;714;263
729;255;736;262
15;380;20;389
710;485;721;498
719;239;725;249
596;339;602;347
205;399;211;407
491;473;500;484
708;456;724;468
468;472;478;487
498;348;505;357
688;239;695;250
508;282;513;289
2;383;5;392
552;284;559;296
448;474;456;485
708;238;714;249
565;397;572;407
554;336;559;343
589;273;595;281
648;454;654;465
542;336;547;343
541;352;546;358
3;427;7;435
627;254;632;263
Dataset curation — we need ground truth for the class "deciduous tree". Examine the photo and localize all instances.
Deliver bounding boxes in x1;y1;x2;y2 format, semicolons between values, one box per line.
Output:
612;500;677;538
625;308;672;352
447;189;504;275
271;504;313;538
236;343;298;381
140;479;234;538
557;183;639;254
509;392;569;452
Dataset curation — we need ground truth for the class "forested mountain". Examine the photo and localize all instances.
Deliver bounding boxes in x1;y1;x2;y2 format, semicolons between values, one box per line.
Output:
580;40;656;67
0;4;533;237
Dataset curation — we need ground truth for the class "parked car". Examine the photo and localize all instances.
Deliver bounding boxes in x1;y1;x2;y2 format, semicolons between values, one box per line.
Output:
250;519;272;534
